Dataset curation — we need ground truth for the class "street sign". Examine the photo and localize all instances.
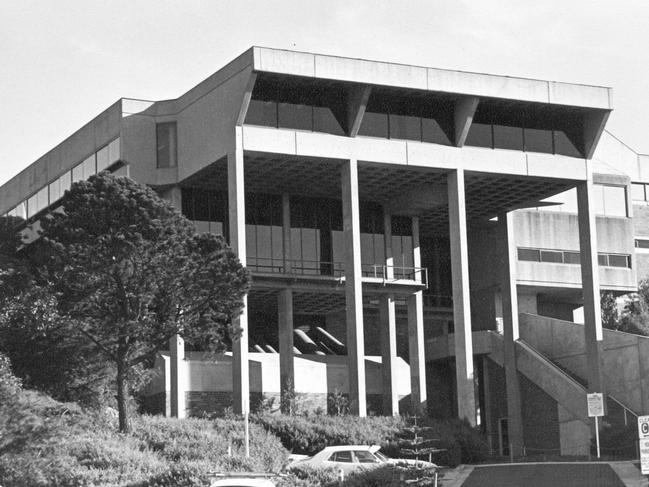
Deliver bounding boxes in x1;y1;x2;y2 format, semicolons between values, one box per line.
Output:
587;393;604;417
638;415;649;439
640;439;649;475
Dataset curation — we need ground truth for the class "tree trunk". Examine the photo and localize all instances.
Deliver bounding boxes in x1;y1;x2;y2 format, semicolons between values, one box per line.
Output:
116;356;130;433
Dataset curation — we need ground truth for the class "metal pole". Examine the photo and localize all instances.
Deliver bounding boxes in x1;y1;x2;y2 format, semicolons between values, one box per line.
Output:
595;416;600;459
244;411;250;458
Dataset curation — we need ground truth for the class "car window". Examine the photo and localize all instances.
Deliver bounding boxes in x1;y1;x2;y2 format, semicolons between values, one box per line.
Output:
354;450;380;463
330;451;354;463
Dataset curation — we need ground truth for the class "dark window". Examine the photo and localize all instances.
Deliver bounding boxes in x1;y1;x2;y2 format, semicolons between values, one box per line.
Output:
563;251;581;264
331;451;353;463
493;124;524;151
636;239;649;249
540;250;563;263
278;102;312;131
608;254;630;268
518;248;540;262
524;127;554;153
246;99;277;127
354;451;379;463
358;111;389;138
465;109;493;148
389;113;421;141
156;122;177;168
422;116;452;145
553;129;582;158
598;254;608;266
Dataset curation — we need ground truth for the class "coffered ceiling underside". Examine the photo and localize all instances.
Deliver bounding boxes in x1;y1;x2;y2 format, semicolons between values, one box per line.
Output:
182;154;574;236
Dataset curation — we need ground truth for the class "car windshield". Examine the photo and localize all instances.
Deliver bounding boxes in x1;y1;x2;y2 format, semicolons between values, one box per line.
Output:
374;450;390;462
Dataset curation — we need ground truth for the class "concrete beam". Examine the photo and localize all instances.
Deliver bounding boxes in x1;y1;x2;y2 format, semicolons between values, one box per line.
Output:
576;180;605;398
379;293;398;415
169;334;186;419
583;110;610;160
278;288;295;413
341;159;367;416
228;127;250;415
408;216;427;415
347;85;372;137
498;212;524;456
454;97;479;147
448;169;477;425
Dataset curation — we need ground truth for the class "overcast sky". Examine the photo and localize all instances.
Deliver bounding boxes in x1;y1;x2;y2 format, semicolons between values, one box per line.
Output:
1;0;647;186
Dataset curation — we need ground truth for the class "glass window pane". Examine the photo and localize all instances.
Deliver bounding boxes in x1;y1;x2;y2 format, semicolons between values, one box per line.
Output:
245;99;277;127
389;114;421;141
256;225;272;259
608;254;629;268
636;239;649;249
59;171;71;194
602;186;627;217
96;146;109;172
554;130;582;157
631;183;646;202
332;451;353;463
524;128;553;154
564;251;581;264
422;117;452;145
493;124;524;150
72;163;84;183
36;187;48;212
209;221;223;236
358;111;388;138
107;138;120;166
156;122;178;168
465;123;493;148
194;220;209;234
402;236;413;268
593;184;605;215
246;225;256;262
14;201;26;219
49;180;60;204
361;233;374;267
540;250;563;263
27;194;38;218
82;154;96;179
354;451;379;463
313;106;344;135
278;103;312;131
598;254;608;266
518;248;540;262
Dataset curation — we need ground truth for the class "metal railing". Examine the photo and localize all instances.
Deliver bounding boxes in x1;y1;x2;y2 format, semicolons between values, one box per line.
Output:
247;258;427;286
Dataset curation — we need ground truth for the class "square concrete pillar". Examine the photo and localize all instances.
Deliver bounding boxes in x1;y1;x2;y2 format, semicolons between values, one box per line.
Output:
228;128;250;415
447;169;476;425
577;181;605;397
278;288;295;413
341;159;367;417
379;293;398;415
169;334;186;419
498;212;523;456
408;216;427;415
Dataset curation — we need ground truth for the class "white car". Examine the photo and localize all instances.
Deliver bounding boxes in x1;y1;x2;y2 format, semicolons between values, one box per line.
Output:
210;473;277;487
287;444;437;475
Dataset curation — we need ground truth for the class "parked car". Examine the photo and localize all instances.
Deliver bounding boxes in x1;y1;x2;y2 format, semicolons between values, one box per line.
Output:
286;444;437;475
210;472;278;487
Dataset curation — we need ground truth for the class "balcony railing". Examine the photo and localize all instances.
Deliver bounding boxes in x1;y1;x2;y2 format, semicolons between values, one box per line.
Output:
247;257;427;286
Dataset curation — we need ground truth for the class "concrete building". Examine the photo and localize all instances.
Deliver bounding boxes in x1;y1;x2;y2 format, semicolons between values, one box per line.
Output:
2;47;649;456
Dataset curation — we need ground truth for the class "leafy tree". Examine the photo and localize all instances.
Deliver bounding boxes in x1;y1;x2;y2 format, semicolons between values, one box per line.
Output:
617;279;649;336
600;291;619;330
2;173;249;432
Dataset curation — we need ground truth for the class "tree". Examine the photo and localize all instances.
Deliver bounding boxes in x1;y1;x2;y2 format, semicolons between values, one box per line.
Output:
10;173;248;432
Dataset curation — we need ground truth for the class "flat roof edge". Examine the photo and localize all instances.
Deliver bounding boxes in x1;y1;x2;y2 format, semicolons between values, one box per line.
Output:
251;46;612;110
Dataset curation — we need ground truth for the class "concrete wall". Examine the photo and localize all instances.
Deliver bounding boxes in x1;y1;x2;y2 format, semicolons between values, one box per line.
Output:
520;313;649;415
145;351;412;416
515;211;636;291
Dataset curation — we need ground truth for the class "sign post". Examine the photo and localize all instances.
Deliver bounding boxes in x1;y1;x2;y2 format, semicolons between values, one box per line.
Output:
587;393;604;459
638;415;649;474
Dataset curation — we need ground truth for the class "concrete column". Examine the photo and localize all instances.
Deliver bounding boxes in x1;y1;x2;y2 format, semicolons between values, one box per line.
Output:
282;193;292;273
341;159;367;417
228;128;249;415
498;212;523;456
482;356;494;454
447;169;476;425
278;288;294;413
169;334;186;419
408;216;427;415
577;181;605;396
379;294;398;415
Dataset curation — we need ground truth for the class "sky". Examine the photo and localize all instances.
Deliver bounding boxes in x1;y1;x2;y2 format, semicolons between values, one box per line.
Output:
1;0;647;186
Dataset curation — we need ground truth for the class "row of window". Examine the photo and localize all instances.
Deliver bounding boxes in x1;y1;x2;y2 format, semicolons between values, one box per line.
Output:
535;185;627;217
4;138;121;220
518;247;631;268
243;76;587;158
464;102;584;157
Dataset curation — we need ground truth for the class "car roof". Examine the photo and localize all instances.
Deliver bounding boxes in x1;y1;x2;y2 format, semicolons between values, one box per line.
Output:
320;445;381;452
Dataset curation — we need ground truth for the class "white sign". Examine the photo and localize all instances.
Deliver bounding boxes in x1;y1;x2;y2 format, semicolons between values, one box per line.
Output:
638;415;649;439
587;393;604;417
640;439;649;475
